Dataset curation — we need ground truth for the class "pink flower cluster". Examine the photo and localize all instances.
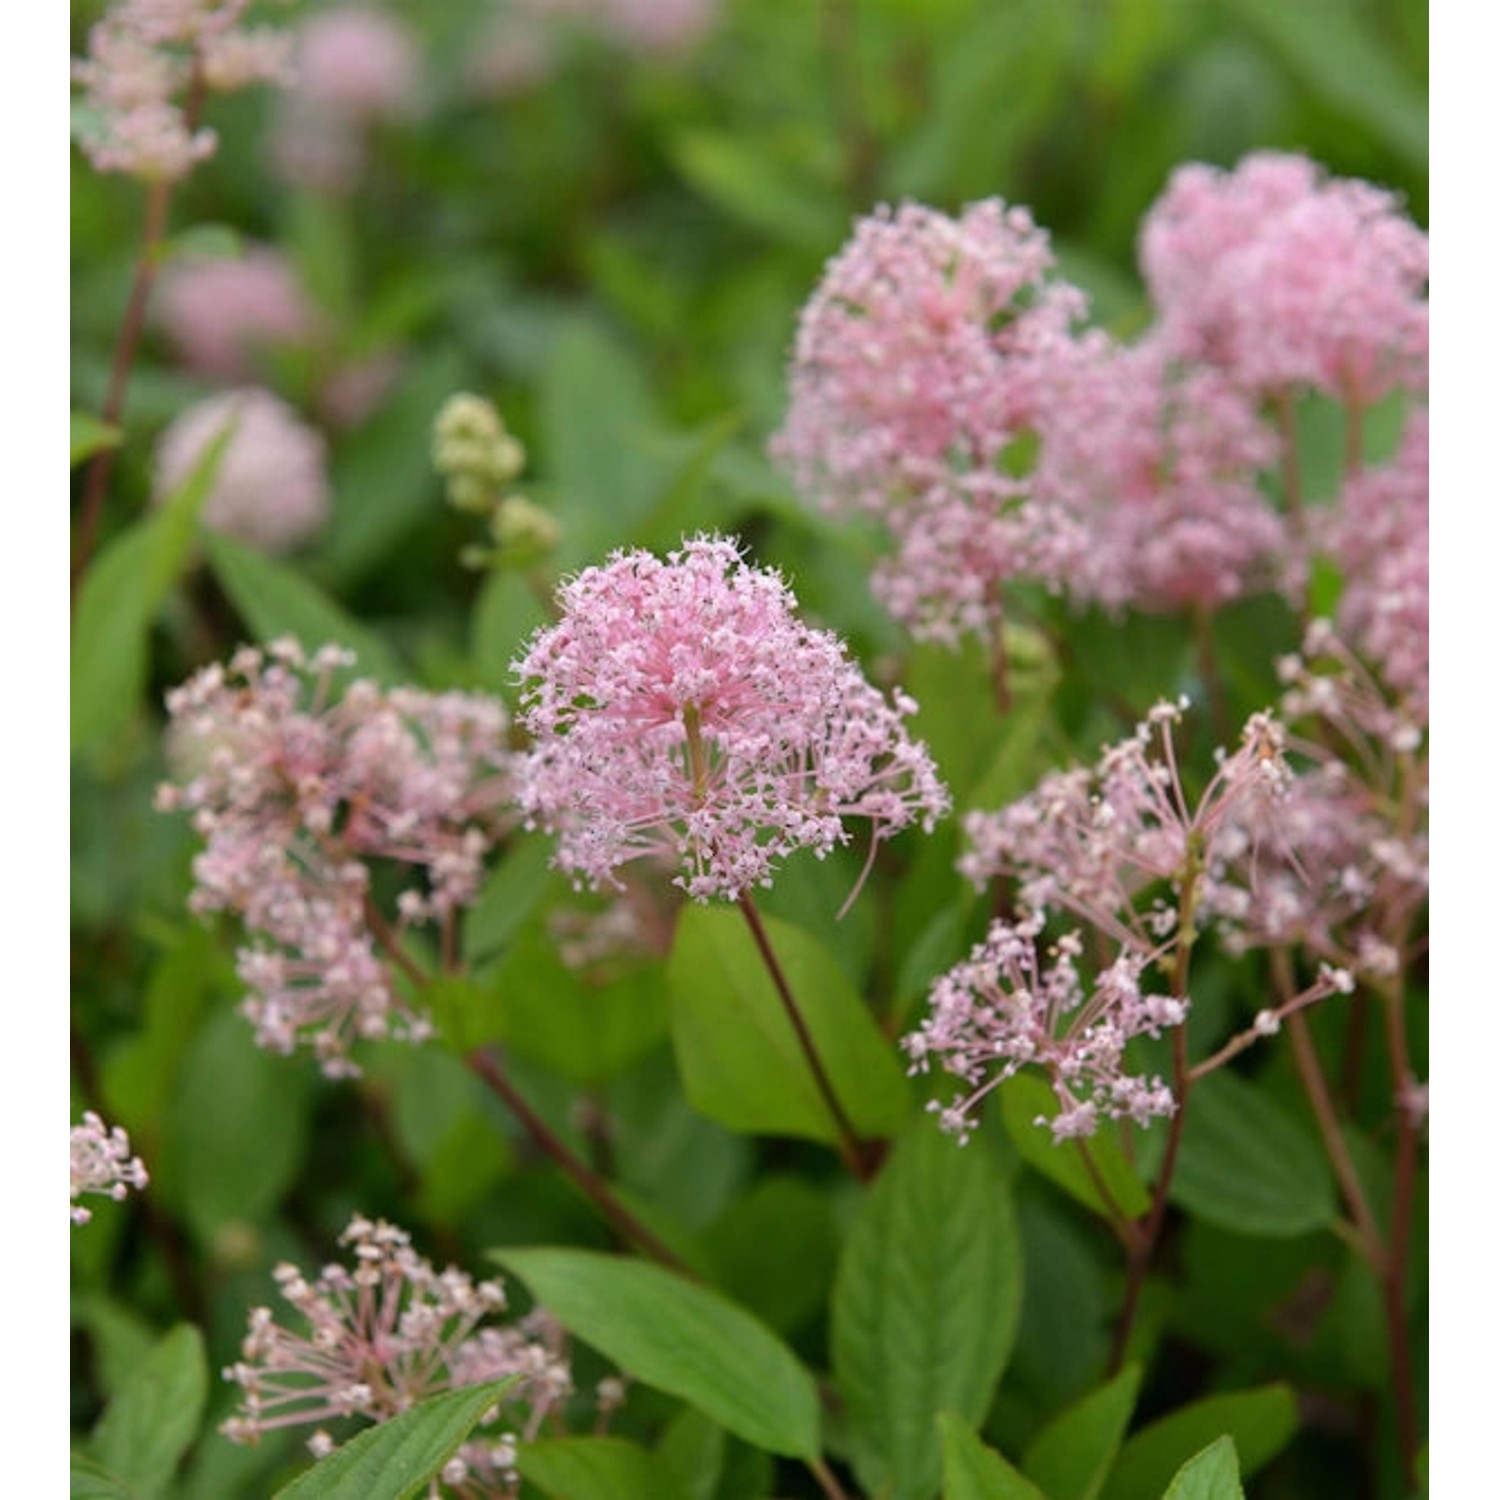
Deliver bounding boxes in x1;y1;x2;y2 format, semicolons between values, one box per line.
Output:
513;536;949;901
72;0;294;181
156;640;517;1076
153;387;330;554
1141;152;1428;404
222;1214;572;1494
70;1111;149;1226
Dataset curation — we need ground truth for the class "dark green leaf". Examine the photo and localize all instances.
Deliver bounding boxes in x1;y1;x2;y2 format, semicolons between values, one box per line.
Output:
90;1324;207;1500
670;130;843;249
1000;1075;1151;1221
494;1248;821;1459
1171;1070;1335;1237
422;974;508;1056
1021;1366;1141;1500
1162;1437;1244;1500
462;833;556;967
1099;1385;1296;1500
667;905;910;1146
71;411;121;467
203;531;405;684
272;1380;518;1500
833;1121;1024;1500
936;1413;1046;1500
518;1436;694;1500
656;1409;726;1500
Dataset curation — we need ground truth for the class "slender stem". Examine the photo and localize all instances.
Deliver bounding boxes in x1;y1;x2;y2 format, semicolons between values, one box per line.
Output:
72;71;206;601
1190;604;1232;746
363;896;431;990
822;0;877;206
1077;1140;1147;1256
466;1048;694;1277
736;893;879;1181
808;1456;854;1500
988;589;1012;714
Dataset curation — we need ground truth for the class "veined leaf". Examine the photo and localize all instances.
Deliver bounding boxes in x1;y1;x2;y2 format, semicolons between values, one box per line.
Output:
937;1413;1046;1500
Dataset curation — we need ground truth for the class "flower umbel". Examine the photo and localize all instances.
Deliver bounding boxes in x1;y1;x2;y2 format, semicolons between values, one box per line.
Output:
513;536;949;901
71;1112;149;1225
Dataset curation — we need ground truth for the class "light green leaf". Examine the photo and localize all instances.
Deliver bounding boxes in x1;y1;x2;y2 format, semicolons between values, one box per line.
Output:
1162;1436;1244;1500
1000;1075;1151;1221
494;1247;821;1459
156;222;243;263
90;1325;207;1500
462;832;556;967
656;1408;726;1500
936;1412;1046;1500
518;1436;694;1500
71;1452;137;1499
203;531;405;684
1099;1385;1296;1500
667;905;910;1146
1021;1366;1141;1500
420;975;507;1056
272;1380;517;1500
71;411;121;467
1171;1071;1335;1237
833;1121;1024;1500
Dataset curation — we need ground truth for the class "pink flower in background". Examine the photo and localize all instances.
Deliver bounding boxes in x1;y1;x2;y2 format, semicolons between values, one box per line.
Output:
518;0;718;56
157;640;517;1075
158;246;318;383
1324;411;1429;717
153;387;329;554
222;1214;572;1475
70;1112;149;1225
291;5;420;121
773;199;1094;642
513;536;949;901
1032;337;1285;613
1140;152;1428;404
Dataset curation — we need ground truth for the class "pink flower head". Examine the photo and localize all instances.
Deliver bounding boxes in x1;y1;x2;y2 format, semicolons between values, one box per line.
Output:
158;246;319;383
291;5;420;121
222;1214;571;1469
1324;410;1429;717
1140;152;1428;404
903;916;1182;1143
513;537;949;901
1032;337;1285;613
157;640;517;1076
153;387;329;554
772;199;1094;642
70;1111;149;1225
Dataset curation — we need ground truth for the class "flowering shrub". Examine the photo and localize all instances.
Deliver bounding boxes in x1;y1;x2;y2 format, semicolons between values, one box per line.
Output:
70;6;1428;1500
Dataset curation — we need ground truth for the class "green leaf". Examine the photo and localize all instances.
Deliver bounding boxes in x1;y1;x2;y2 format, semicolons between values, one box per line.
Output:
462;831;556;967
71;411;121;467
1000;1075;1151;1221
1098;1385;1296;1500
936;1413;1046;1500
1021;1366;1141;1500
71;423;228;753
1171;1070;1335;1237
494;1247;821;1459
90;1324;207;1500
203;531;405;684
656;1408;726;1500
1162;1437;1244;1500
157;222;243;263
833;1120;1024;1500
71;1452;137;1499
518;1436;694;1500
272;1379;517;1500
1225;0;1428;167
667;905;910;1146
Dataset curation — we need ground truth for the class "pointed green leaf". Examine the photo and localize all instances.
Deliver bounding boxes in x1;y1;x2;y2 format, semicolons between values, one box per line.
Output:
667;905;909;1145
937;1413;1046;1500
833;1121;1024;1500
90;1324;207;1500
1099;1385;1296;1500
1162;1437;1244;1500
494;1247;820;1459
203;532;405;684
1000;1075;1151;1221
272;1379;517;1500
1171;1071;1335;1237
71;411;121;467
518;1436;694;1500
1021;1366;1141;1500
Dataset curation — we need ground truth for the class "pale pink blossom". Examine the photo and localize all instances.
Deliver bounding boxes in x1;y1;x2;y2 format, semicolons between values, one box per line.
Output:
222;1214;571;1484
153;387;329;554
513;536;949;901
71;1112;149;1226
773;199;1094;642
157;247;319;383
157;640;517;1075
1140;152;1428;404
290;5;420;121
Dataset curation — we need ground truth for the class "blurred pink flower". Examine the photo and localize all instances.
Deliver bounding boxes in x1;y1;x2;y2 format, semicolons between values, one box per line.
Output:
513;536;949;901
292;4;420;121
153;387;329;554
